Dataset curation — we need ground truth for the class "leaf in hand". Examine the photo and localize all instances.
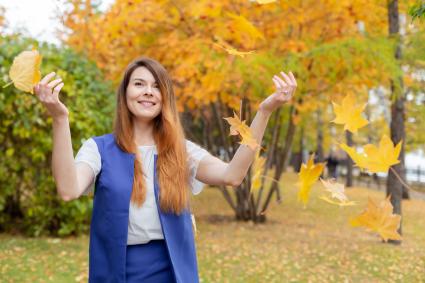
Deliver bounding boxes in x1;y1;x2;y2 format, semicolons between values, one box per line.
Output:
350;196;402;242
297;154;325;206
7;49;42;94
340;135;401;173
331;93;368;133
319;178;357;206
224;112;259;151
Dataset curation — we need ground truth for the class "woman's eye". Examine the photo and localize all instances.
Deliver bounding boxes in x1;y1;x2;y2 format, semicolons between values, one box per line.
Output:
135;82;142;86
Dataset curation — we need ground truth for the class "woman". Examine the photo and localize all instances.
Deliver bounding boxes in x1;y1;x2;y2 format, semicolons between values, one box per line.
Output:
34;57;297;283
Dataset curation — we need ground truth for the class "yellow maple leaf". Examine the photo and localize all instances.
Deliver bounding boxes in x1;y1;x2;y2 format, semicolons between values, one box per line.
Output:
339;135;401;173
350;196;402;242
297;154;325;206
363;135;402;173
320;178;348;202
255;0;277;4
331;93;369;133
319;178;357;206
250;150;266;195
226;12;265;41
224;112;259;151
319;196;357;207
213;39;255;58
6;49;42;94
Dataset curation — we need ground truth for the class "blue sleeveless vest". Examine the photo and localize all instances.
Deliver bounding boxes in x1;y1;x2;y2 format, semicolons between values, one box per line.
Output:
89;133;199;283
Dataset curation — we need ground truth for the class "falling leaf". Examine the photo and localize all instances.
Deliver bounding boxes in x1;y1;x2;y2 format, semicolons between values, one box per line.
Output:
6;49;42;94
255;0;278;4
297;154;325;206
340;135;402;173
350;196;402;242
250;150;266;195
320;178;349;202
213;39;255;58
331;93;368;133
223;111;259;151
319;196;357;207
226;12;265;41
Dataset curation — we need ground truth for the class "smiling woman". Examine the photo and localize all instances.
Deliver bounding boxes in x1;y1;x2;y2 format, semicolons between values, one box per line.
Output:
33;55;297;282
126;68;162;124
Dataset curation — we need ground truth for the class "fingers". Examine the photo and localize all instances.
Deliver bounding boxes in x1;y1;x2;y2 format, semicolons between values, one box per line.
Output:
272;77;281;89
273;75;287;89
40;72;56;85
288;71;297;86
52;82;64;98
47;78;63;89
280;71;293;86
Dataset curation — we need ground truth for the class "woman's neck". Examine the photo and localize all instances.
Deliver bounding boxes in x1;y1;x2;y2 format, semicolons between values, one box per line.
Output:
133;120;155;146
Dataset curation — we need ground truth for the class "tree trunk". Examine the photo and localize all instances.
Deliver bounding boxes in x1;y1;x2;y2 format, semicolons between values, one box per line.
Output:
345;131;354;187
316;109;325;163
281;105;297;172
260;106;298;216
386;0;406;244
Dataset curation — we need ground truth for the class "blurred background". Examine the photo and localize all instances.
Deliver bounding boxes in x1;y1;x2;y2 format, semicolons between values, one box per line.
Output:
0;1;424;282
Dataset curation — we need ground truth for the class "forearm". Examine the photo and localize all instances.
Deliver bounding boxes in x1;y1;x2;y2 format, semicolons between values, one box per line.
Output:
51;116;79;200
224;109;271;186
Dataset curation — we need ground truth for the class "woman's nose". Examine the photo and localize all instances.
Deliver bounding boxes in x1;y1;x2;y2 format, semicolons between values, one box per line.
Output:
144;85;154;95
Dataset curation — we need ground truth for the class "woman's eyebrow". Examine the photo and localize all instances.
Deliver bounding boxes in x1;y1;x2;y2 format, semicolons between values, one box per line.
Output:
133;78;157;84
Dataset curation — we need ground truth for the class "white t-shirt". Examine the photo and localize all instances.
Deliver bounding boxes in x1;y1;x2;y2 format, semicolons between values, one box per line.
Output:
74;138;211;245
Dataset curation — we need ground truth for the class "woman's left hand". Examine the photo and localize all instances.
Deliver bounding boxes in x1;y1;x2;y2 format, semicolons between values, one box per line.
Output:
258;71;297;115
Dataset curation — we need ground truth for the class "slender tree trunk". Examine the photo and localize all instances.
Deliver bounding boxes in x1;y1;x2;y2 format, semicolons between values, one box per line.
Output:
281;105;297;172
345;131;354;187
260;106;298;216
386;0;406;244
316;109;325;163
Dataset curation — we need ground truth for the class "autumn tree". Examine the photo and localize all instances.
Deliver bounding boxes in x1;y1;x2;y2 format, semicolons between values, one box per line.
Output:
60;0;420;222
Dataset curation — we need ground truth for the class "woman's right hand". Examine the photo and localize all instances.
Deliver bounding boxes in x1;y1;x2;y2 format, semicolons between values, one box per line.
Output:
34;72;69;120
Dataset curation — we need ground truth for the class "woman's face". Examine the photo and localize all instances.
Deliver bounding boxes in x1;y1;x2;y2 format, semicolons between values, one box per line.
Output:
126;66;163;123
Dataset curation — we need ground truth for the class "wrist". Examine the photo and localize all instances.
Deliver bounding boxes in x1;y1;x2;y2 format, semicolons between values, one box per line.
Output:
52;115;69;124
257;107;272;119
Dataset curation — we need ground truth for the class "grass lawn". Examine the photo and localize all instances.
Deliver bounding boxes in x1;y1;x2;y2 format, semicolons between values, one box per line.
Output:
1;172;424;282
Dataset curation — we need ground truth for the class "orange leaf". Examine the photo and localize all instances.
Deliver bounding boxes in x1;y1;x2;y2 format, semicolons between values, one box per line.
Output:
223;111;259;151
350;196;402;242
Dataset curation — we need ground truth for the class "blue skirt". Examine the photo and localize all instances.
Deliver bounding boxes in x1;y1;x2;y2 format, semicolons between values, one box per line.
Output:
126;240;176;283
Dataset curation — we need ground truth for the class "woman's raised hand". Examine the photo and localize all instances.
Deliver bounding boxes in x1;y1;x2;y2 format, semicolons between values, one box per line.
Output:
258;71;297;115
34;72;69;119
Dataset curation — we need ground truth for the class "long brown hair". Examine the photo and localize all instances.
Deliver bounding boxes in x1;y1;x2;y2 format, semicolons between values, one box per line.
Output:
113;57;190;214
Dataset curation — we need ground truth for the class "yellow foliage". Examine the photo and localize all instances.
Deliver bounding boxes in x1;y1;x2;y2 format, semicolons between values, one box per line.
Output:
350;196;402;242
250;150;267;194
223;112;260;151
340;135;402;173
331;93;369;134
297;154;325;206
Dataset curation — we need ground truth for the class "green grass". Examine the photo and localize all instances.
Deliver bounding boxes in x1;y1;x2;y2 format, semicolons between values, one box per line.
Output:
1;172;424;282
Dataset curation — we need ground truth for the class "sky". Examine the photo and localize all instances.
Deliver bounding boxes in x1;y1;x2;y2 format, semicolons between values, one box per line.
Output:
0;0;113;45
